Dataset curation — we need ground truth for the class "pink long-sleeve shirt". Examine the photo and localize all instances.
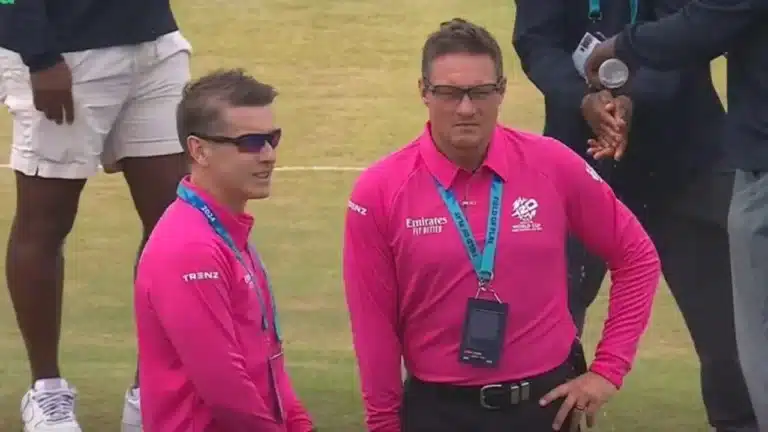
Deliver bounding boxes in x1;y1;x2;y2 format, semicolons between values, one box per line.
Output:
343;123;661;432
135;177;314;432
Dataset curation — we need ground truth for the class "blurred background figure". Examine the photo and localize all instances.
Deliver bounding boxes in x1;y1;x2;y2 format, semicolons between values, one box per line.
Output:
0;0;190;430
582;0;768;428
513;0;756;430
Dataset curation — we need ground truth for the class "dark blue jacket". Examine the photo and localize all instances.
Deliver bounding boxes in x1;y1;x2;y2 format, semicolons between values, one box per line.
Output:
613;0;768;172
513;0;726;208
0;0;178;72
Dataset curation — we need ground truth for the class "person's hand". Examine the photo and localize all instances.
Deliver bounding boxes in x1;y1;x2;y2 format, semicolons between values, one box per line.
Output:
613;95;633;125
584;36;618;89
539;371;618;431
586;136;616;161
29;60;75;125
586;94;633;161
611;94;633;159
581;90;624;147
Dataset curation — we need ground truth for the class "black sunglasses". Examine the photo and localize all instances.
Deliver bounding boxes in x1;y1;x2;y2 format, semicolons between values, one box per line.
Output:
192;129;282;152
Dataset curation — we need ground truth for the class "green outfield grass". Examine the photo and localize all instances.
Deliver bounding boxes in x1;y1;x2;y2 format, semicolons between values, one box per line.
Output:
0;0;728;430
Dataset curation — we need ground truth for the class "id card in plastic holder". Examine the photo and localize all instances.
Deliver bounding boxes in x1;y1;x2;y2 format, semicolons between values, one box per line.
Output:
458;298;508;368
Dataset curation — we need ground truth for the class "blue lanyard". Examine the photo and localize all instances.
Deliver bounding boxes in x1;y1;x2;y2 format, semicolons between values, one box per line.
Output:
435;175;503;287
176;183;281;342
589;0;638;24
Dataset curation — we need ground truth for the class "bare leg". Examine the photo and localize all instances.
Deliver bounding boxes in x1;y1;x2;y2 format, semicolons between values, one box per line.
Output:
6;172;86;382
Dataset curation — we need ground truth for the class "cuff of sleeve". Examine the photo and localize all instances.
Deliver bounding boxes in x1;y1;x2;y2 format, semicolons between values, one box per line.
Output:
588;356;628;390
614;26;640;71
22;52;64;73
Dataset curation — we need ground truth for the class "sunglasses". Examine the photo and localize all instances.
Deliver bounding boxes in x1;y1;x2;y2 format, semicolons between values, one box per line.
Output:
192;128;282;152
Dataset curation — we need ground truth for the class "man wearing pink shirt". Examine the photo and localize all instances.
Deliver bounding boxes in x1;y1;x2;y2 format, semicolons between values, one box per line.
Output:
134;69;315;432
342;18;661;431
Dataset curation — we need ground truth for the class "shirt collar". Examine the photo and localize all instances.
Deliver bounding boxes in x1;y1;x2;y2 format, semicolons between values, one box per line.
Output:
179;176;255;249
418;122;509;188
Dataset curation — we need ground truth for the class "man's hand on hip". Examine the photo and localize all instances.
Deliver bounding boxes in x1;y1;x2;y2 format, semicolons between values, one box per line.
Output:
539;371;618;431
30;60;75;125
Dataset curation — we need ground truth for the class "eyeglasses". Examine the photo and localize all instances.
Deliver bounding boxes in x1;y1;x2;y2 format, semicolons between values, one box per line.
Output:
424;80;504;103
192;128;282;152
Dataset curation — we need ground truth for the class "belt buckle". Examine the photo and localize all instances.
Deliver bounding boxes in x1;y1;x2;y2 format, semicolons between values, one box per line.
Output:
479;384;502;410
480;382;532;410
511;382;531;404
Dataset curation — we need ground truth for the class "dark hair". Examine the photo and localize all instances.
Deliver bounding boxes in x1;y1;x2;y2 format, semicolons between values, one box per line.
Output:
176;68;278;152
421;18;504;80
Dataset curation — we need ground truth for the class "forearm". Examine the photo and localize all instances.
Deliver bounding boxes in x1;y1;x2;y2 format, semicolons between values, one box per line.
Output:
620;67;681;105
178;341;287;430
356;346;403;431
615;0;760;70
344;262;404;430
155;283;285;428
0;0;62;71
345;275;404;431
590;218;660;388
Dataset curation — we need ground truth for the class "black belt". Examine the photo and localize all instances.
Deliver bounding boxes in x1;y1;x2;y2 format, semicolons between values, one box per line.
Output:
408;360;574;410
406;342;588;411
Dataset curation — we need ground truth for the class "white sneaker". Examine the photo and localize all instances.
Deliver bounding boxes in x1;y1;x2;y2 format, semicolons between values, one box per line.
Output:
121;387;142;432
21;378;82;432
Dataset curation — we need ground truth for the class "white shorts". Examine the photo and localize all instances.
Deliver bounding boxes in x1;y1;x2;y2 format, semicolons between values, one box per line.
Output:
0;31;192;179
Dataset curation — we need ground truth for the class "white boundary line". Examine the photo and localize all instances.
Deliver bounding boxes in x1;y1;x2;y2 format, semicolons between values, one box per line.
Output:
274;166;363;172
0;163;364;172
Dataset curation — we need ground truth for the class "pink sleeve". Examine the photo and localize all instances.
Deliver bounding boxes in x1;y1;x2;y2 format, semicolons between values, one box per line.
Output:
279;368;315;432
342;169;403;432
146;243;284;432
550;139;661;389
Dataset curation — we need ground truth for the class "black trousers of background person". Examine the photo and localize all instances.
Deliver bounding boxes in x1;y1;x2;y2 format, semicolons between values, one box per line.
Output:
567;169;757;432
400;361;579;432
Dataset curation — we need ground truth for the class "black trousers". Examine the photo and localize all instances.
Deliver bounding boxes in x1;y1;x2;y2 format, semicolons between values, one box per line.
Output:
567;170;757;431
401;361;579;432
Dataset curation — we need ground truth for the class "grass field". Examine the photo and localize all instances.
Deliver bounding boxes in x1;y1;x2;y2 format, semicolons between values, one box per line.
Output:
0;1;730;430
